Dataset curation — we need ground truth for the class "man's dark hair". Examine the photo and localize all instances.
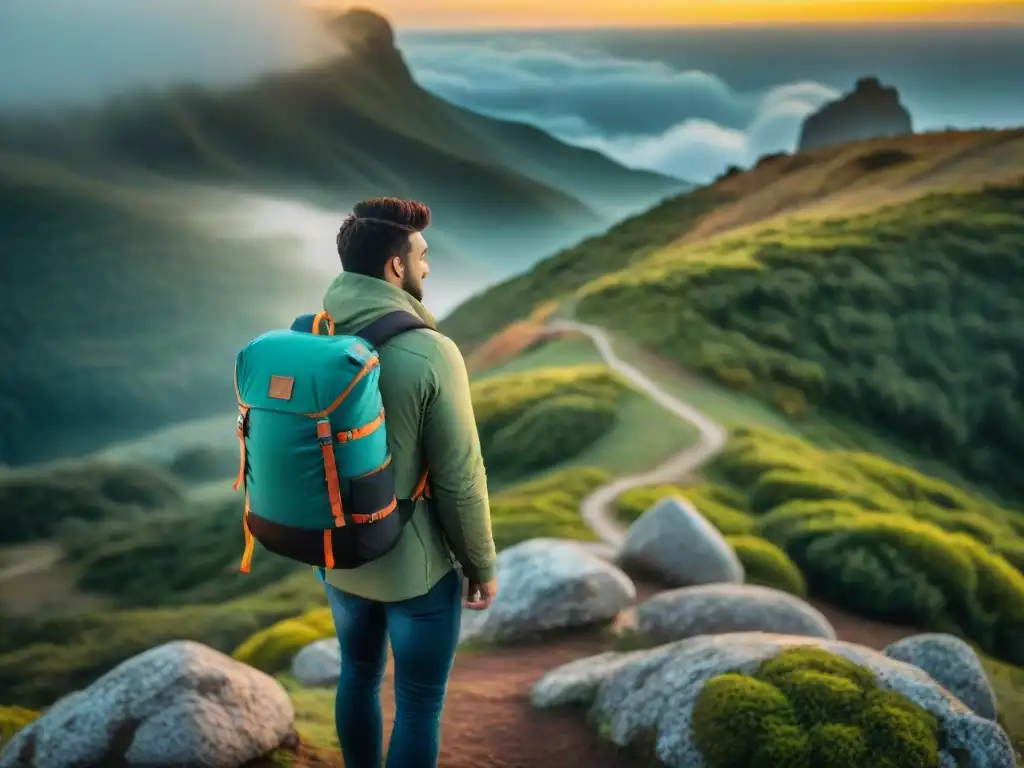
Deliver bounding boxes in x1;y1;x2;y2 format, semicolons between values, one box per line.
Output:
336;197;431;278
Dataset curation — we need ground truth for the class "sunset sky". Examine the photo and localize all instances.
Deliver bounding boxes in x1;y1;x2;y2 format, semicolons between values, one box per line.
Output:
308;0;1024;28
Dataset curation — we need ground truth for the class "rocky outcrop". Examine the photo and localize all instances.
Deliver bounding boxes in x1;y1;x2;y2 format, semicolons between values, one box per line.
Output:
636;583;836;644
0;640;295;768
884;633;998;722
797;76;913;152
616;497;744;586
459;538;636;645
325;9;411;82
291;638;341;688
531;632;1015;768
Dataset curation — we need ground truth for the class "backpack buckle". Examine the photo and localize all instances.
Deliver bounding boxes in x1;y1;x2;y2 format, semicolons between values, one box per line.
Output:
316;418;333;446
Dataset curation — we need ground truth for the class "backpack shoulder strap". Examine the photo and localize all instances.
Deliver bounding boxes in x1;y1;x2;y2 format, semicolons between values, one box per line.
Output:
356;311;430;349
291;313;334;335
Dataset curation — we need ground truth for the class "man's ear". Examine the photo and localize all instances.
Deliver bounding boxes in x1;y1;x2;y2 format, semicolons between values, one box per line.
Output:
389;254;403;277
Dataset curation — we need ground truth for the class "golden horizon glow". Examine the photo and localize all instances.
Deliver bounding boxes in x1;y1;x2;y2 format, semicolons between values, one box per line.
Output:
306;0;1024;29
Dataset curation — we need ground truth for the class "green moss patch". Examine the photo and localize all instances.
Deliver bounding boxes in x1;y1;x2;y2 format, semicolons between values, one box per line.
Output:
692;647;941;768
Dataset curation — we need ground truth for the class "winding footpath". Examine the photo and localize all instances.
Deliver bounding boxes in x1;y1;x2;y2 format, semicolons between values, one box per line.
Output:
545;321;729;548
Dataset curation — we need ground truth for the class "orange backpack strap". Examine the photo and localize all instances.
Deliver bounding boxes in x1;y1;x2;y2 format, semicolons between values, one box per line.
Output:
239;494;255;574
316;418;346;527
311;311;334;336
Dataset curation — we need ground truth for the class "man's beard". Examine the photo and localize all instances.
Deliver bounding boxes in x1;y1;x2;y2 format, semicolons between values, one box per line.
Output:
402;275;423;303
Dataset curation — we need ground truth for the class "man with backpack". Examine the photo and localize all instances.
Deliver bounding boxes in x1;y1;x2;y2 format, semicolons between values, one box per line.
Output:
232;198;497;767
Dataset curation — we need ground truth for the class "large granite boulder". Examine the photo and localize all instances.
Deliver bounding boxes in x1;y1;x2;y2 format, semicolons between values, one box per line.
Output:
290;638;341;688
616;496;744;587
0;640;295;768
459;538;635;645
797;76;913;151
884;633;998;722
531;632;1015;768
637;583;836;643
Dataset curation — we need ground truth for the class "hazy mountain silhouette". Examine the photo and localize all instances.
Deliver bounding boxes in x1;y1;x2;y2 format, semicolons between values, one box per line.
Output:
0;8;684;467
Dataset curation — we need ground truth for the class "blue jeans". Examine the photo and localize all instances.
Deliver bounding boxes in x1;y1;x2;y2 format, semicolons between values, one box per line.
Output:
320;567;463;768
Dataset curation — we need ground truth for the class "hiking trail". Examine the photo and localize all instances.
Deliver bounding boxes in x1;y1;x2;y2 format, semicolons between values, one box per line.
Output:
544;321;729;549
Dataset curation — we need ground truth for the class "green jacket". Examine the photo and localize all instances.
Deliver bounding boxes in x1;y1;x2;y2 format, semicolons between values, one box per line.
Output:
319;272;497;601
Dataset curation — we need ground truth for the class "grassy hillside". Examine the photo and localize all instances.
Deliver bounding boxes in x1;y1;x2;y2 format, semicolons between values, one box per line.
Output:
442;129;1024;503
617;427;1024;664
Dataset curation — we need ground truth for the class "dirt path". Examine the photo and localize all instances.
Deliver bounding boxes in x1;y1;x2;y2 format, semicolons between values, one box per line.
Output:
546;321;728;546
0;551;58;582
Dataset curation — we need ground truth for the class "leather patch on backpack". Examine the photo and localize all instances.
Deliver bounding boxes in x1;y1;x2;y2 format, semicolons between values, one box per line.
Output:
268;375;295;400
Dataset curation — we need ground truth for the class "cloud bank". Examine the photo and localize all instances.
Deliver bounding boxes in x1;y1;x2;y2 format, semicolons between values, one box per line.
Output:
0;0;340;110
402;38;840;182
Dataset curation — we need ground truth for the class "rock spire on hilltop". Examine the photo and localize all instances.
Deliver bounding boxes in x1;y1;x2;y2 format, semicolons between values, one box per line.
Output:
797;76;913;152
325;8;410;76
330;7;396;52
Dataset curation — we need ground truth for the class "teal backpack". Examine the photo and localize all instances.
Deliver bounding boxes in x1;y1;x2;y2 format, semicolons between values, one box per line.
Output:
232;310;431;573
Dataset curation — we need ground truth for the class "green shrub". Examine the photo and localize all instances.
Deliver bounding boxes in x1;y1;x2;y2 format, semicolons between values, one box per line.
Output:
0;459;184;545
485;394;617;475
773;512;1024;664
232;607;335;674
616;483;756;535
472;365;624;480
692;647;941;768
726;535;807;597
0;706;39;750
489;467;610;550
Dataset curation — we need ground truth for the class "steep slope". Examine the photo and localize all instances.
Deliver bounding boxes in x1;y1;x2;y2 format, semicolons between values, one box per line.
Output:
442;128;1024;502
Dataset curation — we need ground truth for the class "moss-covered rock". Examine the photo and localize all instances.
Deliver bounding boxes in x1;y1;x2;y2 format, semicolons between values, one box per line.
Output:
692;647;941;768
0;707;39;751
232;608;335;674
532;632;1015;768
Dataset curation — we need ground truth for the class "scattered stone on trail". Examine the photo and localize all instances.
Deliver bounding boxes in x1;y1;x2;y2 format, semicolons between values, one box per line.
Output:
530;631;1016;768
636;582;837;643
291;638;341;688
884;633;999;722
459;538;636;645
616;496;744;587
0;640;295;768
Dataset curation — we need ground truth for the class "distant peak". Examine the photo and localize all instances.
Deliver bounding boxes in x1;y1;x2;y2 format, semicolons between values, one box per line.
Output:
329;8;396;53
797;75;913;152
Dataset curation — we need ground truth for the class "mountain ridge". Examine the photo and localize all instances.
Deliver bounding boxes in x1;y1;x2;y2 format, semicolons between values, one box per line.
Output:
0;7;685;467
441;127;1024;503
